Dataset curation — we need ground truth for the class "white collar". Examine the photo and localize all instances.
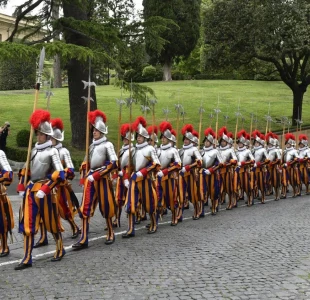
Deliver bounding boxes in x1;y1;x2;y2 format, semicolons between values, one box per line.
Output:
136;141;148;149
183;143;193;149
267;146;275;152
93;136;107;145
254;145;262;151
54;143;62;149
220;145;229;150
35;140;52;150
203;146;213;151
238;146;246;151
160;143;171;150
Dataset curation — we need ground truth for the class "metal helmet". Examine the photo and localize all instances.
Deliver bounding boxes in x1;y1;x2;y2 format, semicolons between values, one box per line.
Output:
266;132;276;147
132;116;149;139
29;109;53;136
159;121;174;142
203;127;215;144
285;133;296;146
88;110;108;134
181;124;196;143
120;123;134;141
255;133;265;146
298;134;308;147
237;129;247;145
147;125;158;143
51;118;64;142
170;129;177;145
218;127;230;143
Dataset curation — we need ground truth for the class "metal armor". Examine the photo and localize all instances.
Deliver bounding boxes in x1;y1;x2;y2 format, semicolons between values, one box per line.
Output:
58;146;74;169
157;144;181;169
133;143;160;171
89;140;117;170
30;145;63;182
236;148;254;162
253;147;269;163
200;147;223;169
179;144;202;166
0;150;12;172
219;147;237;163
283;148;299;163
268;148;281;162
299;147;310;159
118;144;135;170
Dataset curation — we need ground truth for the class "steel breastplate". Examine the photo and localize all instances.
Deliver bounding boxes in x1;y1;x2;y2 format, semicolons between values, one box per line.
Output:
253;148;268;163
0;150;12;171
220;148;237;163
158;146;180;169
236;149;253;162
89;141;117;170
283;148;298;162
299;147;310;159
58;147;74;169
201;149;219;168
119;147;130;170
133;144;159;171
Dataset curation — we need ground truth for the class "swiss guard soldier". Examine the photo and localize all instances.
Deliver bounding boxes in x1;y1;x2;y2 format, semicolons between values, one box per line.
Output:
298;134;310;195
199;127;223;215
16;109;65;270
0;149;14;257
281;133;300;198
156;121;181;226
234;130;254;207
122;117;160;238
147;125;159;149
218;127;237;210
252;131;269;204
50;118;80;238
73;110;118;250
266;132;281;200
114;123;134;227
178;124;202;221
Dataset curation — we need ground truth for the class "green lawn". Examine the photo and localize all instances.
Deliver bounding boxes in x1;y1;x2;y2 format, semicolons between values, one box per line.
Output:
0;80;308;163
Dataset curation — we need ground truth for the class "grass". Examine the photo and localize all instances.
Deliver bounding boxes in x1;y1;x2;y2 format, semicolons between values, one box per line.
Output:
0;79;309;162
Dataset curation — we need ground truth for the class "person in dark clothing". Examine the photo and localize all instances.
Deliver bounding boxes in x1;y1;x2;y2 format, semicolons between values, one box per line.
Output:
0;122;10;153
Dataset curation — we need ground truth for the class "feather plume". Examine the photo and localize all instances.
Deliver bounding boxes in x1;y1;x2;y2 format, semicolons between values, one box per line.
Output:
218;126;228;138
285;133;295;141
171;129;177;136
299;134;308;141
273;133;279;140
227;132;234;139
251;129;261;138
120;123;130;136
29;109;50;129
134;116;147;128
88;110;107;124
259;133;265;141
204;127;215;138
181;124;194;135
51;118;64;130
237;129;247;139
192;130;199;138
159;121;172;133
147;125;158;135
265;132;273;142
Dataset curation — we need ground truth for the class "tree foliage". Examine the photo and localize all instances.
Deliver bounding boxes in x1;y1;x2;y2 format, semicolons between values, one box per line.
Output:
202;0;310;123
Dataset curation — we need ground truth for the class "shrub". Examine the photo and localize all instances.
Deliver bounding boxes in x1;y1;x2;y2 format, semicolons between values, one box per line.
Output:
6;147;28;162
16;130;30;147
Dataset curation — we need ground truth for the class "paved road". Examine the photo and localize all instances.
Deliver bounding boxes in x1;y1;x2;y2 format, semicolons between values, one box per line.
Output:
1;192;310;299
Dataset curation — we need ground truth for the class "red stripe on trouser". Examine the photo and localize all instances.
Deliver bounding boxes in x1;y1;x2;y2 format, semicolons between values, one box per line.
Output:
21;234;34;264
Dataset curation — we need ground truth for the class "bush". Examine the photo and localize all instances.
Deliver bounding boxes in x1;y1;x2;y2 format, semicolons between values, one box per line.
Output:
6;147;28;162
16;130;30;147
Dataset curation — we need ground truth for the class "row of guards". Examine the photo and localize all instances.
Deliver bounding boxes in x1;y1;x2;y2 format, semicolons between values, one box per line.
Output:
0;107;308;270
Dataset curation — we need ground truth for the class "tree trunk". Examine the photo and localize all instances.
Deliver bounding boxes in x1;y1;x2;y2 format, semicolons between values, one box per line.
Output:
292;86;304;127
53;54;62;88
63;1;97;149
162;61;172;81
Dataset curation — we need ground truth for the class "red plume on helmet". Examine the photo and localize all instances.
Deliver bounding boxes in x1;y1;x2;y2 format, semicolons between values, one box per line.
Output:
237;129;247;139
159;121;172;133
265;132;274;142
299;134;308;141
29;109;50;129
285;133;295;141
204;127;215;138
147;125;158;135
245;133;250;141
131;116;147;132
120;123;131;136
218;126;228;138
51;118;64;130
227;132;234;139
192;130;199;138
88;110;107;124
260;133;265;141
181;124;193;135
251;129;261;138
171;129;177;136
273;133;279;140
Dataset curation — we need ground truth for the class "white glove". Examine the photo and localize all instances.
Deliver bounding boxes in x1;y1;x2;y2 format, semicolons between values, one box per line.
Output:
118;170;123;177
204;169;211;175
88;175;94;182
136;171;143;178
237;162;242;166
253;163;257;168
283;163;287;168
157;170;164;177
124;179;129;188
36;190;46;199
19;191;25;197
181;167;186;173
112;178;117;187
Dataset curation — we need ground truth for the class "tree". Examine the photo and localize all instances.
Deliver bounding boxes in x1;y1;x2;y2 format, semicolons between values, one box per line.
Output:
143;0;202;81
202;0;310;124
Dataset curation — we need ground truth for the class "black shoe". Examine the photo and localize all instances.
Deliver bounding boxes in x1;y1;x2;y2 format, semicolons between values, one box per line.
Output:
122;232;135;238
71;231;79;239
105;235;115;245
51;252;65;262
184;205;189;210
163;209;168;215
14;263;32;270
135;220;141;225
145;223;151;229
72;242;88;250
170;222;178;226
0;249;9;257
33;241;48;248
211;212;217;216
192;216;199;220
199;214;205;218
280;195;286;199
147;228;157;234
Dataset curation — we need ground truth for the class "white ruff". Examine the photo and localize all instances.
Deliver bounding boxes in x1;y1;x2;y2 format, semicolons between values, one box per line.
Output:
35;140;52;150
183;143;193;149
160;144;171;150
136;141;148;149
93;136;107;145
55;143;63;149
